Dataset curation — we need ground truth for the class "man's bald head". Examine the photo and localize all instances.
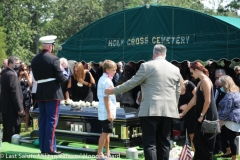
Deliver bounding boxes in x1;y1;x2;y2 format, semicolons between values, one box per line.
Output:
2;59;8;69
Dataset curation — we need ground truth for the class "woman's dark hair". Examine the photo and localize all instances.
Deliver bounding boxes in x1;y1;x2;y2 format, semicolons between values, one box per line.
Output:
18;63;29;76
123;65;135;80
190;61;209;77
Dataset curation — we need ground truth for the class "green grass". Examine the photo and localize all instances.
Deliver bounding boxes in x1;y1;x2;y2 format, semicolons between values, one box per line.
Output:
10;126;237;160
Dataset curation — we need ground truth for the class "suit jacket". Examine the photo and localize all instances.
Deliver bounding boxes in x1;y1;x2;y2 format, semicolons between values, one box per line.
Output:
113;57;182;118
31;50;67;101
0;68;24;115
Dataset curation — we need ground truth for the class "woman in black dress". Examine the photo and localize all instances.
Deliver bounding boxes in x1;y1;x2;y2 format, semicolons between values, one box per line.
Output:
180;61;218;160
18;64;32;131
66;62;95;102
178;80;196;151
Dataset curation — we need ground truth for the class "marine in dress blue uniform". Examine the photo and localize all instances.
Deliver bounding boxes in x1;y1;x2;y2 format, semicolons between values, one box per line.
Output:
31;35;67;155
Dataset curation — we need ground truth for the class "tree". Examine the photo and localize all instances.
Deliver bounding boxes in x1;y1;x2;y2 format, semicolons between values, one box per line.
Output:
224;0;240;16
1;0;54;64
43;0;104;44
0;3;7;64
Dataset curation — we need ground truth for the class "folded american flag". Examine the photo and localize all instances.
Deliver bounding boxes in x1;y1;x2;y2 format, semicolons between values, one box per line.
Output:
179;137;192;160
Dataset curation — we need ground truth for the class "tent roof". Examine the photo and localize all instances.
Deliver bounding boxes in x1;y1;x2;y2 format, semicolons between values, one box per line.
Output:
214;16;240;29
57;5;240;63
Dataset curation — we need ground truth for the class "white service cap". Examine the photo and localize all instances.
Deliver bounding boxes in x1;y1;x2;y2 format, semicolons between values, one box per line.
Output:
39;35;57;44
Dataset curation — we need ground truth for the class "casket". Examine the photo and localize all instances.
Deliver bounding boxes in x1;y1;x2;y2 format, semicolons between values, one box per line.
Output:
30;105;142;148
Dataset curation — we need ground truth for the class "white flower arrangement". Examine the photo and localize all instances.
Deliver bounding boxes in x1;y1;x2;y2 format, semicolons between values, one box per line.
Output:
60;100;66;105
85;102;91;108
66;99;100;109
77;82;83;87
71;102;78;108
116;102;120;109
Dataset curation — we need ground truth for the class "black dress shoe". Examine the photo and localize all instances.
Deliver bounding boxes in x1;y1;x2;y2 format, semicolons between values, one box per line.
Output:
46;151;63;155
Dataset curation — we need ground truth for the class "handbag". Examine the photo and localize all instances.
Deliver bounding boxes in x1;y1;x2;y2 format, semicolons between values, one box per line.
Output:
201;119;221;134
201;85;221;134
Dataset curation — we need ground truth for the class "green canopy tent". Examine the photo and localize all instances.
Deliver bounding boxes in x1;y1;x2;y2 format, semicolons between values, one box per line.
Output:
57;5;240;63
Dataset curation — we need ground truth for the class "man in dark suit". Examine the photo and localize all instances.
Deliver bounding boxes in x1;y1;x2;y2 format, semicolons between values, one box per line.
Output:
0;56;24;143
90;62;99;101
214;69;226;154
31;35;67;155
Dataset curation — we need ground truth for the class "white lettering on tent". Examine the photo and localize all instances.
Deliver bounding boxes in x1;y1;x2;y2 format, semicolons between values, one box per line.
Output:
108;39;125;47
186;36;190;44
107;35;192;47
140;37;145;44
181;37;185;44
127;36;148;46
171;37;175;44
176;37;180;45
152;36;191;45
108;40;113;46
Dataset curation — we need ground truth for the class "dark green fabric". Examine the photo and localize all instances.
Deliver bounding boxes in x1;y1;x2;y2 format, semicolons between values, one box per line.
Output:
57;5;240;63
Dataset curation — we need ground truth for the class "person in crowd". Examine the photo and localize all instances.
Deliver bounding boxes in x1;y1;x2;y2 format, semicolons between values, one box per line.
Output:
1;56;24;143
213;69;226;155
84;62;91;70
105;44;182;160
18;64;32;131
2;59;8;70
233;66;240;87
65;62;95;102
208;62;219;84
59;57;71;99
99;61;103;67
60;57;72;79
223;59;235;79
112;71;119;87
121;65;135;80
218;75;240;160
131;61;144;109
30;67;38;109
31;35;67;155
117;61;123;75
178;80;196;151
98;61;104;77
97;60;117;159
90;62;100;101
179;61;219;160
116;78;134;108
181;61;191;80
172;61;190;80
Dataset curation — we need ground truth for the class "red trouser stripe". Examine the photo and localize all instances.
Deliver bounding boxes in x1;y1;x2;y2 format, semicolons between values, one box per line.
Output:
50;101;59;152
